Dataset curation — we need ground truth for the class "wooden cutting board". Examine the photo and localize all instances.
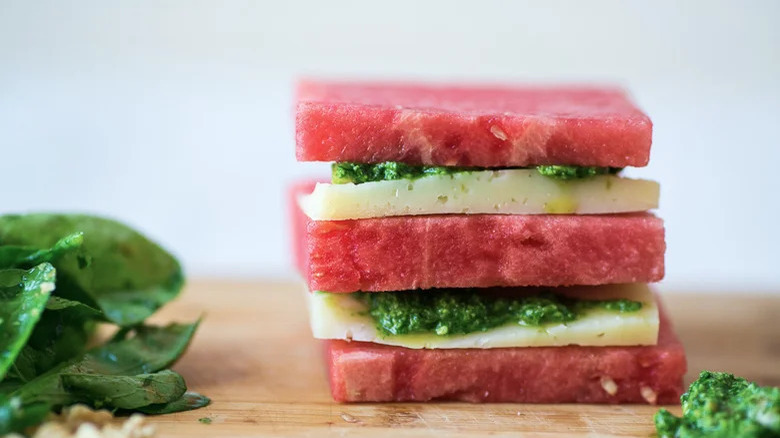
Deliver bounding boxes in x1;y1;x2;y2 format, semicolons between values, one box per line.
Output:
146;280;780;437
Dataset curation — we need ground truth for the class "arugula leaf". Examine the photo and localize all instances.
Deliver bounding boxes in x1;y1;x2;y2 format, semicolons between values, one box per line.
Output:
61;370;186;410
136;391;211;415
0;214;184;326
0;263;56;381
0;396;49;436
13;321;199;407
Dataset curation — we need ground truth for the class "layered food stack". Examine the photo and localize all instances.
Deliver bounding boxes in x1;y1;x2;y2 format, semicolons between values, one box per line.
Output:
291;81;686;403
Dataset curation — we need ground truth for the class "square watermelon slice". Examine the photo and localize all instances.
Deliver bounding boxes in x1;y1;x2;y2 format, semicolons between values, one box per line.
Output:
324;306;685;404
296;81;652;167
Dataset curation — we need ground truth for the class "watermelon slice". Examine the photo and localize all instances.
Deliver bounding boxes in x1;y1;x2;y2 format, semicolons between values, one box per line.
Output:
296;81;652;167
325;307;685;403
290;180;318;277
292;182;665;293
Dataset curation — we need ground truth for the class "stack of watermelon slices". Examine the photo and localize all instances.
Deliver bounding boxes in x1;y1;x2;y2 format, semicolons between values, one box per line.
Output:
291;81;686;404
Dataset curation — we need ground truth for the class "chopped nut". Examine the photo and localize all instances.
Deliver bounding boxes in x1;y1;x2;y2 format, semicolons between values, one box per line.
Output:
600;376;618;396
640;385;658;404
75;423;102;438
31;405;156;438
33;423;70;438
65;405;113;429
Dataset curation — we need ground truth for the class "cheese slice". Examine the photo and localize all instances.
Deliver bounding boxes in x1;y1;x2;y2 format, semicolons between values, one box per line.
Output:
300;169;659;220
308;284;659;349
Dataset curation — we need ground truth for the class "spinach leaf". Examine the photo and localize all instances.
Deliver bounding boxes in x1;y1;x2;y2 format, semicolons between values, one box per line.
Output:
0;215;206;433
0;232;83;270
0;396;49;436
13;321;199;407
0;214;184;326
0;263;56;381
7;297;103;383
5;348;40;384
61;370;186;410
0;380;22;394
45;296;105;320
136;391;211;415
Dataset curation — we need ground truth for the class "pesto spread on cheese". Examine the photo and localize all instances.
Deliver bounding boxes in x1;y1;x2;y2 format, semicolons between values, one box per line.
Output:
332;162;621;184
654;371;780;438
332;162;467;184
356;289;642;336
535;165;622;180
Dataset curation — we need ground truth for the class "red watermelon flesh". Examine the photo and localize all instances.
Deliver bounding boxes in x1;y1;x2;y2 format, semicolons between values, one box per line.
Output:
291;182;665;292
296;81;652;167
290;180;319;277
325;307;685;403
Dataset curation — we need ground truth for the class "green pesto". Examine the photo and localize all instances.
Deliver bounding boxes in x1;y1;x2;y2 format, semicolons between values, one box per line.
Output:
355;290;642;336
331;162;470;184
654;371;780;438
332;162;621;184
535;165;623;180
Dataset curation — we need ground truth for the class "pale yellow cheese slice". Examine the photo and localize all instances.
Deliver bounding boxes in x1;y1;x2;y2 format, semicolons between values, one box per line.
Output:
299;169;659;220
308;284;659;349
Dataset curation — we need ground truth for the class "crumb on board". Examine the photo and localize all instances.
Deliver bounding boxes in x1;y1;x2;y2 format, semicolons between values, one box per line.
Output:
17;404;156;438
340;412;359;423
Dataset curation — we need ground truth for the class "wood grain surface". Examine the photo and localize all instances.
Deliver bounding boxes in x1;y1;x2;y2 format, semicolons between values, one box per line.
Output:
145;280;780;437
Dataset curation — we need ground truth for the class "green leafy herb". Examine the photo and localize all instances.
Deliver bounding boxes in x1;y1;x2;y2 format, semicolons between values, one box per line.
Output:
654;371;780;438
357;289;642;336
0;396;49;436
44;296;105;320
137;391;211;415
61;370;186;410
0;214;207;435
0;214;184;326
536;165;622;180
14;321;199;407
198;416;212;424
6;296;101;383
0;232;84;270
0;263;56;381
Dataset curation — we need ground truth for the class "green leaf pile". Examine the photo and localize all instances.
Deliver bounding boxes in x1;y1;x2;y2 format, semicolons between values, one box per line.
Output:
0;214;208;436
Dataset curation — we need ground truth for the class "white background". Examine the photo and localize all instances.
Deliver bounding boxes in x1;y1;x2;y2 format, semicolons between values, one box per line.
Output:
1;1;778;292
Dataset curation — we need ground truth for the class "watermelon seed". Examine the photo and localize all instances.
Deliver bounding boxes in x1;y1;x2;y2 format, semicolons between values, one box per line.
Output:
490;125;508;141
640;386;658;404
600;376;618;396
